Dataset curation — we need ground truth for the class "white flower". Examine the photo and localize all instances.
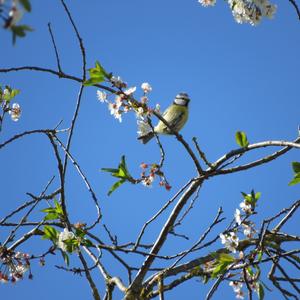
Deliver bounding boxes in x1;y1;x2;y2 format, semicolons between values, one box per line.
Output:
111;76;126;88
9;103;21;121
108;96;122;122
236;290;245;299
3;88;9;96
13;263;29;277
220;231;239;253
242;223;255;238
96;90;107;103
7;6;23;28
229;281;244;299
198;0;216;6
228;0;276;25
142;174;155;187
229;281;243;293
140;96;148;104
136;107;145;118
137;120;151;137
57;228;75;252
234;209;242;225
124;86;136;96
141;82;152;93
239;201;253;214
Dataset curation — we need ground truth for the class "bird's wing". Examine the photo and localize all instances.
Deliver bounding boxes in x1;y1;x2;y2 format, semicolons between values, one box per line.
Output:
169;111;184;129
158;110;184;133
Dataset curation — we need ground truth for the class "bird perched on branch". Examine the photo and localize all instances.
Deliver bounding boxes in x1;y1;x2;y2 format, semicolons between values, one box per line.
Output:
138;92;190;144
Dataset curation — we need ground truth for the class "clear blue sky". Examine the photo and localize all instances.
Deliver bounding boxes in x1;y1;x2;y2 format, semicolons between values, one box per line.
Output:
1;0;300;299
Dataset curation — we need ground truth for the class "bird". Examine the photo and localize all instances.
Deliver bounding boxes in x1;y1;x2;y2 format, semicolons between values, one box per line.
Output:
138;92;190;144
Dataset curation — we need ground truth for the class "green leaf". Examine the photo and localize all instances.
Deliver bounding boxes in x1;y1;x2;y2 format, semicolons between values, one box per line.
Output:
108;179;126;196
288;175;300;186
292;162;300;173
235;131;249;148
19;0;32;12
83;77;104;86
61;251;70;266
211;261;230;278
102;156;135;195
101;168;119;173
241;192;252;203
102;155;132;180
218;253;235;263
257;250;263;262
41;207;56;213
11;25;33;44
255;192;261;201
258;283;265;300
246;266;254;277
82;239;93;247
43;225;58;242
54;200;64;215
84;61;107;86
44;213;59;221
10;89;20;99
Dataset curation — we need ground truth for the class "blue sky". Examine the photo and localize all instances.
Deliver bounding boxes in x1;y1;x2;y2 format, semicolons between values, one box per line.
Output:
1;0;300;299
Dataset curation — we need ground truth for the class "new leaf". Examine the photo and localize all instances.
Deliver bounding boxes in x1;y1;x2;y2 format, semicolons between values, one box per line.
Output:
235;131;249;148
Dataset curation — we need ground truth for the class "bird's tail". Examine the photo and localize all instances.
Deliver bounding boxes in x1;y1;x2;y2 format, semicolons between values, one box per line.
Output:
138;132;155;144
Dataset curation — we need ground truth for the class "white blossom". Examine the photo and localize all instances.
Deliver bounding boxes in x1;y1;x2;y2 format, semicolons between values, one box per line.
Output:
229;281;244;299
228;0;276;26
9;103;21;121
140;96;148;104
142;174;155;187
229;281;243;293
220;231;239;253
198;0;216;7
108;96;122;122
234;209;242;225
57;228;75;252
136;107;145;118
236;290;245;299
124;86;136;96
240;201;253;214
242;223;255;238
111;76;126;88
7;6;23;28
96;90;107;103
12;263;29;278
141;82;152;93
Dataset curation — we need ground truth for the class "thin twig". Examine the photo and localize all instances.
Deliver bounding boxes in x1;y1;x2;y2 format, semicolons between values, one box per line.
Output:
48;23;62;73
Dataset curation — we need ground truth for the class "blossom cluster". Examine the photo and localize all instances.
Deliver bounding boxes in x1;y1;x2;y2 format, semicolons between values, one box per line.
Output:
229;268;261;299
198;0;277;25
57;228;75;252
220;193;257;253
96;79;153;123
140;162;171;190
219;192;260;299
229;281;245;299
1;0;23;29
0;248;31;283
0;86;21;122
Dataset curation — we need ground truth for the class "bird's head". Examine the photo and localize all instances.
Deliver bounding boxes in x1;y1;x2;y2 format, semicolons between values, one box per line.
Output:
173;93;190;107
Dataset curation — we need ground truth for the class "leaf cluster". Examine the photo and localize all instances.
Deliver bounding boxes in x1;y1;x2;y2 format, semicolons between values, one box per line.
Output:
102;155;135;195
288;162;300;186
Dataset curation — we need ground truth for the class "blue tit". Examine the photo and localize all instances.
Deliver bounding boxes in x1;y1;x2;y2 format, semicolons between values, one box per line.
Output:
138;92;190;144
